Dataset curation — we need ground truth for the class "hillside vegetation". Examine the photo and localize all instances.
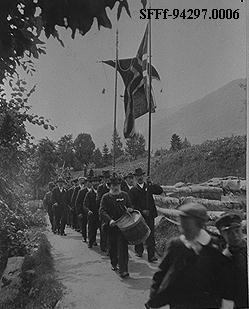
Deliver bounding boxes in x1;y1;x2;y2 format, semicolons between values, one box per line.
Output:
151;135;246;185
96;135;246;185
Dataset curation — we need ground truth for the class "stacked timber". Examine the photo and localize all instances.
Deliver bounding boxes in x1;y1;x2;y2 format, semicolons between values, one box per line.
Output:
161;185;223;200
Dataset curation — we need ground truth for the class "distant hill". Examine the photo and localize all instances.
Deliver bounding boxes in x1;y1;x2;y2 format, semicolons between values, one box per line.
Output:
92;79;246;150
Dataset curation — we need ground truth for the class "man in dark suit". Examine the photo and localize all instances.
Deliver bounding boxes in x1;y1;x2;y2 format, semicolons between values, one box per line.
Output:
67;178;78;228
43;181;55;232
99;174;133;278
129;168;163;262
71;178;82;231
96;170;111;252
75;177;89;242
83;176;100;248
215;212;248;309
121;172;134;193
52;177;69;236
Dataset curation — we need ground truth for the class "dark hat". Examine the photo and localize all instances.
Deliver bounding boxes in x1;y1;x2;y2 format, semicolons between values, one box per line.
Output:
178;203;208;221
57;177;66;183
102;170;111;178
133;168;145;176
124;172;134;179
215;212;242;231
108;174;121;185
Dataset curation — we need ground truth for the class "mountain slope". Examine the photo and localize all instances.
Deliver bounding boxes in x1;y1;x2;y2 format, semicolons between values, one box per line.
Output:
92;79;246;149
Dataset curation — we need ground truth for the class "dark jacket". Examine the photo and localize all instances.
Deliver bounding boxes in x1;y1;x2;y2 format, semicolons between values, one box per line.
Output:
83;189;98;215
67;186;75;208
52;187;68;210
96;183;110;208
147;237;233;309
99;191;132;225
224;239;248;309
120;180;132;193
129;183;163;218
71;186;80;210
75;187;89;215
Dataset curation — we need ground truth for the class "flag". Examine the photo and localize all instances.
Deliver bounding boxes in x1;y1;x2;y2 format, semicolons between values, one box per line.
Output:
102;24;160;138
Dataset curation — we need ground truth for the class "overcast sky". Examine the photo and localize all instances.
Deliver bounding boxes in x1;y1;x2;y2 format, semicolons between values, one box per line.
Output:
24;0;246;146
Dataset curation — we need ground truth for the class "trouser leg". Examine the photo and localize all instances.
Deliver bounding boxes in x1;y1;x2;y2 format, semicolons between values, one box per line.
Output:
117;232;128;273
135;243;144;256
60;210;67;234
146;217;155;260
100;222;108;251
47;208;54;230
81;215;87;240
54;208;61;232
108;231;118;267
88;215;98;245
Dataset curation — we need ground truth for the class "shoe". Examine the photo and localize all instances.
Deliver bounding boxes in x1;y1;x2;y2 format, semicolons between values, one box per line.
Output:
111;265;118;271
135;253;143;258
101;248;107;252
148;256;158;263
120;272;129;279
88;244;93;248
61;232;67;236
93;242;97;246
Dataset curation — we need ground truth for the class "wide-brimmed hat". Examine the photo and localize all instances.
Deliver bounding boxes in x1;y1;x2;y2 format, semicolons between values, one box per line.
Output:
133;168;145;177
102;170;111;178
178;203;208;221
124;172;134;179
215;212;242;231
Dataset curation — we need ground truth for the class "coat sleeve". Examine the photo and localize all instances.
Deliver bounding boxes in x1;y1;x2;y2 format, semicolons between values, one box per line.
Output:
51;189;57;205
128;188;136;208
83;192;90;214
150;184;163;195
75;191;82;215
125;193;133;209
99;195;112;225
149;239;175;299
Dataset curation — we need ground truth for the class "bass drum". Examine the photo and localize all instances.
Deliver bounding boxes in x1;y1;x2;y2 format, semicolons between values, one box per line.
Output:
115;210;151;245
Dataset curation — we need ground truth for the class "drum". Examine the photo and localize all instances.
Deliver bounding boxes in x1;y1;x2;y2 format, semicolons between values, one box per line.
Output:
115;210;151;245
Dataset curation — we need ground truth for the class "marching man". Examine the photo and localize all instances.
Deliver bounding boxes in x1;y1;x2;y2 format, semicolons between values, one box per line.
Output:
99;174;133;278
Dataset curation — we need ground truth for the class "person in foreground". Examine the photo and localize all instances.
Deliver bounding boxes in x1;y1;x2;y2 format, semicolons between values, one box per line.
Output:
215;212;248;309
145;202;234;309
99;174;133;279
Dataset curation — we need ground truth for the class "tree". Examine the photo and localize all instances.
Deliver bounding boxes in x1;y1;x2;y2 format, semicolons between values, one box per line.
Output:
0;0;147;82
125;133;146;160
170;134;182;152
35;138;58;187
111;129;124;159
181;137;191;149
74;133;95;166
92;148;103;168
57;134;75;168
102;143;112;167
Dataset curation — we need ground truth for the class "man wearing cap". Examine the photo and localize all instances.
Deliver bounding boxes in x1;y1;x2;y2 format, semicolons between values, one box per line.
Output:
215;212;248;309
75;177;90;242
146;202;234;309
97;170;111;252
52;177;69;236
83;176;100;248
43;181;55;232
129;168;163;262
121;172;134;193
99;174;133;278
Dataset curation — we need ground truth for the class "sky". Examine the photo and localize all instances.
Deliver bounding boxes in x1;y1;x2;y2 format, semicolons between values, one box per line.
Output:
23;0;246;147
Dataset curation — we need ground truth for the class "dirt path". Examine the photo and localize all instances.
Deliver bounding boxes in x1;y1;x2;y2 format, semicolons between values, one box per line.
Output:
46;226;159;309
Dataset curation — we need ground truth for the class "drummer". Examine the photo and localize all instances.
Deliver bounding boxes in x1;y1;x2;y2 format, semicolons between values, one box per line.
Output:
99;173;133;279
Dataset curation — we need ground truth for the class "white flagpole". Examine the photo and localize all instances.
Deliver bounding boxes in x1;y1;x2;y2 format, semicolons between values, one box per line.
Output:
147;0;152;177
113;18;119;172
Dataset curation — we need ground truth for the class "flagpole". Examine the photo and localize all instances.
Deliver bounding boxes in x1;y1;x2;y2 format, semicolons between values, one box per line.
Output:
147;1;152;177
113;21;119;172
